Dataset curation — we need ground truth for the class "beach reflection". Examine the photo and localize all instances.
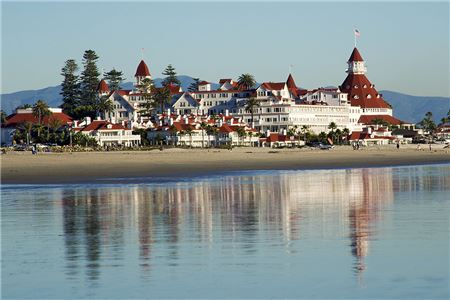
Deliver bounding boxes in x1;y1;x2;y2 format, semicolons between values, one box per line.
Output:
57;167;405;283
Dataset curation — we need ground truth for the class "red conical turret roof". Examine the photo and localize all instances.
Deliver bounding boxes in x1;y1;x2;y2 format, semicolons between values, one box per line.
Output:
286;73;297;89
348;47;364;62
135;60;151;77
97;79;109;93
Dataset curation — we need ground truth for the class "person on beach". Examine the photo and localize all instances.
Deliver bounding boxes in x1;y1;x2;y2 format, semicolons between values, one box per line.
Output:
31;145;36;155
429;143;432;151
417;144;421;151
396;142;400;150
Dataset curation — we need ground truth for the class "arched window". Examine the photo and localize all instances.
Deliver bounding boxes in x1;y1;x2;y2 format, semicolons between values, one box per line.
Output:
367;94;372;99
354;85;358;89
363;84;367;88
353;95;359;99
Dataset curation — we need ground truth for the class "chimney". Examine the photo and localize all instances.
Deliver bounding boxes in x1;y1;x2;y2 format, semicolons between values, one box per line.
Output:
225;109;229;117
166;108;171;116
121;120;125;127
282;129;287;136
169;118;174;126
184;116;189;124
266;129;271;137
73;120;78;128
85;117;91;125
230;118;234;125
219;119;223;127
97;116;101;121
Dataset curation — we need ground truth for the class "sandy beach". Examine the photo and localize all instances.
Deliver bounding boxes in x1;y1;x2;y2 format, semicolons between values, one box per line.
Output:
1;145;449;184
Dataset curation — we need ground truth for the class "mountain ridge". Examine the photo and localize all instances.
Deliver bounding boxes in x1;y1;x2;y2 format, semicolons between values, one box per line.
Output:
1;76;449;124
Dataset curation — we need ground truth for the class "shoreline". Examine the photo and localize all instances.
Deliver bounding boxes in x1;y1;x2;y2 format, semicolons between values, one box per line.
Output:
1;146;449;185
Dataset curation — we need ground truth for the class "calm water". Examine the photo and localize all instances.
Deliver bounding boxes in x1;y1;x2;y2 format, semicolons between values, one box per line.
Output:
1;164;449;299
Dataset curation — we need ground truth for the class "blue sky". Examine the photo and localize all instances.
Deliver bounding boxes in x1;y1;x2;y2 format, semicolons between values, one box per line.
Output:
2;1;449;96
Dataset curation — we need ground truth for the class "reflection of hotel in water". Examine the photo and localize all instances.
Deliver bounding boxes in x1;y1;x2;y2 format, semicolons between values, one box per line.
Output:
60;168;399;280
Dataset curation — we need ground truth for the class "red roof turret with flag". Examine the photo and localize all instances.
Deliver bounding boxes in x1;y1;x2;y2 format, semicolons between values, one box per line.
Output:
135;60;151;77
340;47;391;109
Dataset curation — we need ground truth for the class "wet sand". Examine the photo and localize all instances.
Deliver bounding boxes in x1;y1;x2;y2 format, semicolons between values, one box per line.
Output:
1;146;449;184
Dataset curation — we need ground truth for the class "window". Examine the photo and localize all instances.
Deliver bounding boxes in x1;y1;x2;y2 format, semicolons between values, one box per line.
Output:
354;85;358;89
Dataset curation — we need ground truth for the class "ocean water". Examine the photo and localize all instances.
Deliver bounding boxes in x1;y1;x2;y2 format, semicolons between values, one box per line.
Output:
1;164;449;299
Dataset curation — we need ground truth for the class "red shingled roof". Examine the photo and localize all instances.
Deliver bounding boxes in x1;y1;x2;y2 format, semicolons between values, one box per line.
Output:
267;133;289;143
286;74;297;90
340;74;391;109
348;47;364;62
261;82;286;91
80;120;127;132
97;79;109;93
135;60;151;77
5;112;72;128
167;83;182;94
358;115;403;125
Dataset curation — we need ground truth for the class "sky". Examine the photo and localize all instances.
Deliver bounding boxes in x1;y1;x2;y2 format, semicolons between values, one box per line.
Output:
1;1;449;97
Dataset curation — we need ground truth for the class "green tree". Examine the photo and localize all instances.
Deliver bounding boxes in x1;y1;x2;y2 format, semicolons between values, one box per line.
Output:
200;122;208;148
236;127;247;146
0;110;7;126
97;95;114;119
104;68;125;91
342;128;350;144
300;125;310;143
237;73;256;90
152;86;171;114
48;118;63;144
140;78;155;116
318;131;327;143
244;97;260;127
60;59;80;117
32;100;51;125
19;122;34;146
185;127;194;148
15;104;32;110
162;64;180;86
418;111;436;133
327;122;337;144
79;50;100;117
188;78;200;92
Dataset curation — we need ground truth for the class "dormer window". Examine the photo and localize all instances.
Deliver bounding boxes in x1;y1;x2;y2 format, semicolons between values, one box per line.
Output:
371;84;374;88
367;94;372;99
353;95;359;99
376;94;380;98
363;84;367;88
354;85;358;89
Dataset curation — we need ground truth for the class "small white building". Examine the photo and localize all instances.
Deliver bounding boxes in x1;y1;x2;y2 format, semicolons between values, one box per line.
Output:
74;118;141;147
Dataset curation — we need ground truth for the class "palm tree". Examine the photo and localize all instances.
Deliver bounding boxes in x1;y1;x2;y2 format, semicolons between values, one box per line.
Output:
236;127;247;146
318;131;327;143
185;127;193;148
48;118;63;144
237;73;256;91
335;128;342;145
328;122;337;144
20;122;34;146
32;100;51;138
168;125;178;146
97;95;114;120
342;128;350;144
200;122;208;148
244;97;260;128
301;125;310;144
32;100;51;125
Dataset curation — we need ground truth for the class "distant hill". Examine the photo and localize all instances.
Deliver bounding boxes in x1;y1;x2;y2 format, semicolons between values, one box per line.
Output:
380;90;450;124
0;75;197;115
2;78;449;124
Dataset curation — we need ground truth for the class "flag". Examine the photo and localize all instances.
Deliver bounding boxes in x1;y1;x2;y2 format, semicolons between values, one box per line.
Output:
354;29;361;37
